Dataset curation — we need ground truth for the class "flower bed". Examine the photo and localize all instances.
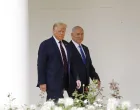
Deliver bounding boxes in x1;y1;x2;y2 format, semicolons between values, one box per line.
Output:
4;80;140;110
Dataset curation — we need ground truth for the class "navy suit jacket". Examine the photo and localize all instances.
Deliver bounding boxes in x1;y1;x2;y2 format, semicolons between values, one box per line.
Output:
68;41;100;95
37;37;70;99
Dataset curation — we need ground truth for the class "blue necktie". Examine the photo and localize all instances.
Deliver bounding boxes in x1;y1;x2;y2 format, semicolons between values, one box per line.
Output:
79;45;86;64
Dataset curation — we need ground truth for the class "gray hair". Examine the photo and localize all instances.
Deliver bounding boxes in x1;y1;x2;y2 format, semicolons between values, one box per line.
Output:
72;26;83;32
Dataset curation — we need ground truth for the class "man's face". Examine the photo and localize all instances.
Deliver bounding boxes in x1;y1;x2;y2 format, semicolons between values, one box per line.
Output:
53;25;66;41
71;28;84;44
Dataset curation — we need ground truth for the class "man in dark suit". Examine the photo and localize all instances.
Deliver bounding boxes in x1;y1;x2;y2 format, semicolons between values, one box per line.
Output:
37;22;80;101
68;26;100;97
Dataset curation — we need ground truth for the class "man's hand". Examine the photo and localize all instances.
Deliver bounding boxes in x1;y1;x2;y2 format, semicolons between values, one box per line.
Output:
76;80;81;89
40;84;47;92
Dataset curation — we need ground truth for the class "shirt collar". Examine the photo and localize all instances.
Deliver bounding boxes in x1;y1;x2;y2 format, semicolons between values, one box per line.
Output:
53;35;61;43
72;40;81;48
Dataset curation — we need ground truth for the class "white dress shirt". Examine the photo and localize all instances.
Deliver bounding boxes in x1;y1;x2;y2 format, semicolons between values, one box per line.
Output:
53;36;68;62
72;40;86;57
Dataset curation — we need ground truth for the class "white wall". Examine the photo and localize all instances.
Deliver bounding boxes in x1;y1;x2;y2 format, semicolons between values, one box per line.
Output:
29;0;140;107
0;0;28;109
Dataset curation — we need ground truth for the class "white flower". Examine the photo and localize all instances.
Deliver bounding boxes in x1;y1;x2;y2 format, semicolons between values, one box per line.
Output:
58;98;65;104
53;106;63;110
4;104;25;110
40;100;54;110
96;98;103;102
86;105;95;110
76;107;85;110
84;99;88;104
93;101;102;107
64;97;73;107
43;100;55;108
76;99;80;103
107;98;119;110
41;105;51;110
96;109;104;110
93;102;98;106
70;107;77;110
30;104;36;110
98;104;102;107
121;101;131;109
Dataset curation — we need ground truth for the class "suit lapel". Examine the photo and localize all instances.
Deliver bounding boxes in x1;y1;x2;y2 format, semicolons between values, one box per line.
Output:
51;37;63;64
62;40;71;79
70;41;80;56
70;41;86;65
62;40;70;62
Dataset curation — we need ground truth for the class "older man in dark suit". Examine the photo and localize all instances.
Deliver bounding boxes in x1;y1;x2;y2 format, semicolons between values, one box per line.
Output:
37;22;80;101
68;26;100;97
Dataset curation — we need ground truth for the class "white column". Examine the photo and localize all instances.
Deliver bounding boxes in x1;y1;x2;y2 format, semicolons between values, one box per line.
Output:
0;0;28;109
